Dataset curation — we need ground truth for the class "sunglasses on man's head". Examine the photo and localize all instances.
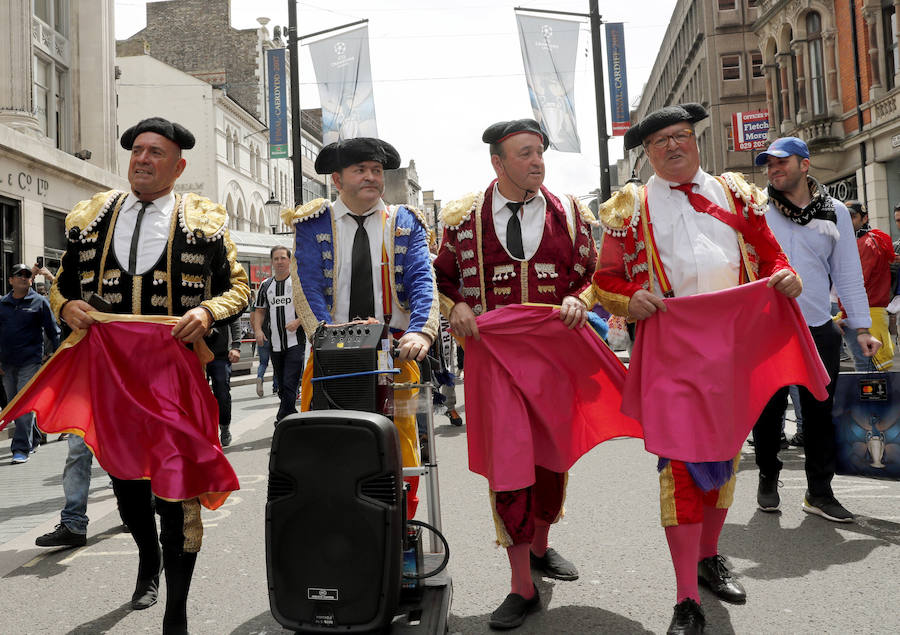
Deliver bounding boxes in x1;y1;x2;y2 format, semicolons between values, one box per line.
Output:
14;271;32;278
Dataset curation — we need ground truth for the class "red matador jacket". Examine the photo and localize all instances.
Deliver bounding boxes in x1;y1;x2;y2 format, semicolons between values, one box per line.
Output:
433;181;597;316
589;172;794;315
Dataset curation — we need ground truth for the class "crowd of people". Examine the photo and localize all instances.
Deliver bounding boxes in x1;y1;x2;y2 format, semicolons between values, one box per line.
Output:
1;107;897;635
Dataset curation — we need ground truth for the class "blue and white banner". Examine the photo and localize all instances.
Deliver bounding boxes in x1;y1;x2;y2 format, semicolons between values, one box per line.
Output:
308;26;378;144
605;22;630;136
516;14;581;153
266;48;289;159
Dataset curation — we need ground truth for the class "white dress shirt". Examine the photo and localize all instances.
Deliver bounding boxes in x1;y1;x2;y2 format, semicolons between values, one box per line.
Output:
332;196;387;323
114;192;176;274
646;169;741;297
492;184;578;260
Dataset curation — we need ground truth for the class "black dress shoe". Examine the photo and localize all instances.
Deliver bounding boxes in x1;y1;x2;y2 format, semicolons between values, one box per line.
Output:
220;425;232;447
489;585;540;630
667;598;705;635
530;547;579;580
131;576;159;610
697;554;746;604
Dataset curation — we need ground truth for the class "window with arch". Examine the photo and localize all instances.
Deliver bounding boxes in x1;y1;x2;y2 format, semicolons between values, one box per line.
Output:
232;131;241;171
807;12;826;115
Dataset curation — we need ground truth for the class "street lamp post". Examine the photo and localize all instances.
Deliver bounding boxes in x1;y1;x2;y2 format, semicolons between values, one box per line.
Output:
264;194;282;233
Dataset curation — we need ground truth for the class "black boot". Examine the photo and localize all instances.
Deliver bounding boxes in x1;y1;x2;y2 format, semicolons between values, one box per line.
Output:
131;544;162;609
162;550;198;635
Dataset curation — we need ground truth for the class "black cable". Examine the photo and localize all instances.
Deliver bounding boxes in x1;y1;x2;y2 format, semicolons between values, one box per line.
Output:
401;520;450;580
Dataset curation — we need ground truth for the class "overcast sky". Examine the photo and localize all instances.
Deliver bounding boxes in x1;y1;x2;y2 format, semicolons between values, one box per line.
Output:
114;0;676;201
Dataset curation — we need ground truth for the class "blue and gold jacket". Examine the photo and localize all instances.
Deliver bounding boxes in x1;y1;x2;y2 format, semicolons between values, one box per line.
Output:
283;198;440;342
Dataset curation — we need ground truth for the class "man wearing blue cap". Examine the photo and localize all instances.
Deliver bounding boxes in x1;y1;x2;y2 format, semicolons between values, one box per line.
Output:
752;136;879;523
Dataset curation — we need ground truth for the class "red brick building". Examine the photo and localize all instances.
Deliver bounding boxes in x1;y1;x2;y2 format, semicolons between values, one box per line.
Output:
755;0;900;232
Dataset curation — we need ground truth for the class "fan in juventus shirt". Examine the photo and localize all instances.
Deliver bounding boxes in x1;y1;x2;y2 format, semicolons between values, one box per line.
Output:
252;245;303;424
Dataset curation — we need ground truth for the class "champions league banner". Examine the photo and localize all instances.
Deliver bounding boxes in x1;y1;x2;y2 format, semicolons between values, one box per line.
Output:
605;22;630;136
266;48;289;159
516;14;581;153
308;26;378;144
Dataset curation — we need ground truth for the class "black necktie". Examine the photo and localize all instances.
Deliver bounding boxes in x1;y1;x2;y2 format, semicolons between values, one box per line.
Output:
506;201;525;259
349;213;375;320
129;201;150;274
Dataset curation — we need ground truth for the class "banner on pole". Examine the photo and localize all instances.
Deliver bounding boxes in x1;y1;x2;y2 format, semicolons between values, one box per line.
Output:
266;48;289;159
605;22;630;136
308;26;378;144
732;110;770;151
516;14;581;153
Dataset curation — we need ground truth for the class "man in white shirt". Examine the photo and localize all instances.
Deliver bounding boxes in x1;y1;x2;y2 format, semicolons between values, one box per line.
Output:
287;137;439;519
49;116;250;635
432;119;598;630
252;245;303;424
592;104;800;635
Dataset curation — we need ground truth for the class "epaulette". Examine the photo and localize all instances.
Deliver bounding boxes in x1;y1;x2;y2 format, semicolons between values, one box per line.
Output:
180;193;227;242
597;182;641;236
66;190;120;234
721;172;768;216
284;197;329;225
573;196;598;225
439;192;480;228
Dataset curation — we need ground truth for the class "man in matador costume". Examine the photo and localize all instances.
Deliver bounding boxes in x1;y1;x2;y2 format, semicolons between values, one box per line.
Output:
286;137;440;519
432;119;598;630
591;103;802;635
49;117;250;634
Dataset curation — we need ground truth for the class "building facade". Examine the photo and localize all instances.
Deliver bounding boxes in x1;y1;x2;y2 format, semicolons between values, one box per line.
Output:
0;0;126;281
755;0;900;232
628;0;768;185
384;160;421;209
119;0;331;286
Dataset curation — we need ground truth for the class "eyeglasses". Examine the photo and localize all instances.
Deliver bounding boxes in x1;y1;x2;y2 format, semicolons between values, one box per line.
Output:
645;128;695;150
14;271;32;279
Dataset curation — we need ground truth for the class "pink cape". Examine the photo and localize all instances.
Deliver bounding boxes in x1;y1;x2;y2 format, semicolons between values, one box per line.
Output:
0;317;239;509
464;304;643;491
624;279;830;462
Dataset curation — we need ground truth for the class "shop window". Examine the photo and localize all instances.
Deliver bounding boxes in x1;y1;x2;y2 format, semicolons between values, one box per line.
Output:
0;197;22;283
43;209;66;272
722;54;741;80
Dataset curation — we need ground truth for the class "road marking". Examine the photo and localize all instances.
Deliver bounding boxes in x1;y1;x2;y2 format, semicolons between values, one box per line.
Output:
59;550;137;565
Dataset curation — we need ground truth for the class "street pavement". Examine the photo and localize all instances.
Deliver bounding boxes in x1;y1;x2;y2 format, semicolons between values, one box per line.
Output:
2;378;900;634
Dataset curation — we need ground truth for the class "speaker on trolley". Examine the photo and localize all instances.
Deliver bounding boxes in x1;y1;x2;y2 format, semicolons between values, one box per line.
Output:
266;410;403;632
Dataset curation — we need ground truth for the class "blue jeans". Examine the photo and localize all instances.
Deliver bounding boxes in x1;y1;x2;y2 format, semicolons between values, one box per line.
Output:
257;340;278;391
2;360;42;455
843;329;877;372
271;344;304;423
61;434;92;534
207;358;232;428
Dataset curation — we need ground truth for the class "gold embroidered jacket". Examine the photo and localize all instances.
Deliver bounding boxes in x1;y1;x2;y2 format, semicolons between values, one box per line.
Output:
50;190;250;323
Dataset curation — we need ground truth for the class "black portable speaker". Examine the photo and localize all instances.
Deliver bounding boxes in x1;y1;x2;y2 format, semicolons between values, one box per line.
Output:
311;322;393;414
266;410;403;632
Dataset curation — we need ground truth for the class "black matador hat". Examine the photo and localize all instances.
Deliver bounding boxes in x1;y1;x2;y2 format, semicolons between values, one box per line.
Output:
482;119;550;150
623;103;708;151
120;117;196;150
314;138;401;174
